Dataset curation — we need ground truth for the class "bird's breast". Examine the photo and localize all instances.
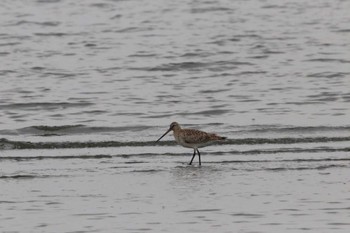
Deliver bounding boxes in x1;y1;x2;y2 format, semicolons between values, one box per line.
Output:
173;133;194;148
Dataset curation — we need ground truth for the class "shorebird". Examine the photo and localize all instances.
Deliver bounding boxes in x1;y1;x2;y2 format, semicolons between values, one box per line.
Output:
156;122;226;165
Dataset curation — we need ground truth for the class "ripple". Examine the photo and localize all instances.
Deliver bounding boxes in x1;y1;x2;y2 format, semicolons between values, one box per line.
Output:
307;72;350;78
305;58;350;63
178;208;221;213
0;102;94;110
7;20;60;27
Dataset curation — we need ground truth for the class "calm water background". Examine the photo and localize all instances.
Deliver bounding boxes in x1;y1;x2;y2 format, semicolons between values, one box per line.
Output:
1;0;350;232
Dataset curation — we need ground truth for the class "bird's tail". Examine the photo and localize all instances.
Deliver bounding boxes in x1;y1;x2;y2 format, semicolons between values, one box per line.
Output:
210;134;227;141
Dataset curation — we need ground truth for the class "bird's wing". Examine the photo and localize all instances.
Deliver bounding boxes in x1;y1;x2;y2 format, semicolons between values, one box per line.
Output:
180;129;211;144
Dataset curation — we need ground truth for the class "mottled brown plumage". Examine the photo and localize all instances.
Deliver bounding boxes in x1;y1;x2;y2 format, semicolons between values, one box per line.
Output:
156;122;226;165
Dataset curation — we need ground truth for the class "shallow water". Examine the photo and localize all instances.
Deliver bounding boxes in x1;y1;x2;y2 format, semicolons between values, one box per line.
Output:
1;0;350;232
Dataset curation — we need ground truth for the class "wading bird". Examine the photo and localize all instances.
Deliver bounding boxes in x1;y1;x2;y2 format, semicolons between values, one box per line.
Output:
156;122;226;165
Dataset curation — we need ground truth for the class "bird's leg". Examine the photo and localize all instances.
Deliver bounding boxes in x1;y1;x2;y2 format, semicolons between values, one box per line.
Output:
196;149;201;166
189;149;196;165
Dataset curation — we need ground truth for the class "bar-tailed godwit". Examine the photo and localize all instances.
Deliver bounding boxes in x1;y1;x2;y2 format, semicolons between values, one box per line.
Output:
156;122;226;165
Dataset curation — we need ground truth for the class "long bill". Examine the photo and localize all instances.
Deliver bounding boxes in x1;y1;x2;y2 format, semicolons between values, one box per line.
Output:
156;128;171;142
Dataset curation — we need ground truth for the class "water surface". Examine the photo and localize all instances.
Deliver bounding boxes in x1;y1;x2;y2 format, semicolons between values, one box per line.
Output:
1;0;350;232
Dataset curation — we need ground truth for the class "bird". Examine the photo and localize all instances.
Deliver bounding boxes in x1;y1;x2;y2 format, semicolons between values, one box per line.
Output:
156;122;226;166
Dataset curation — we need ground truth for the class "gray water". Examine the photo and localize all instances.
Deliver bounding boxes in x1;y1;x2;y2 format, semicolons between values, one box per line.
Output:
1;0;350;232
